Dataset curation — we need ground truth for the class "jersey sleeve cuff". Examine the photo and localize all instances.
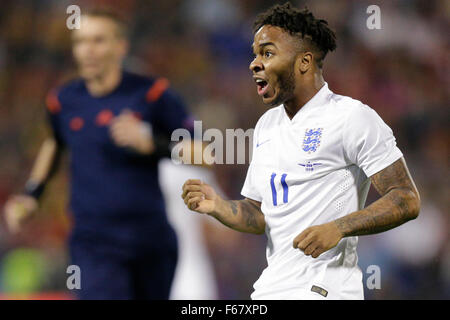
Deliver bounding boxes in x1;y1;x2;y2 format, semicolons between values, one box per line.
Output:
240;189;263;202
364;147;404;178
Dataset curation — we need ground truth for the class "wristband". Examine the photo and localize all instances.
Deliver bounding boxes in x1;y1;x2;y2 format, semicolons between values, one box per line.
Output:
140;122;153;139
23;180;45;200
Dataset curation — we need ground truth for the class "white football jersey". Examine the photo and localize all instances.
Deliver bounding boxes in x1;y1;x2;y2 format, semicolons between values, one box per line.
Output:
158;159;219;300
241;82;403;300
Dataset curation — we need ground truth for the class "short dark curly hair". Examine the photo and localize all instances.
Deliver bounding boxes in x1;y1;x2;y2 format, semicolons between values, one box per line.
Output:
253;2;336;68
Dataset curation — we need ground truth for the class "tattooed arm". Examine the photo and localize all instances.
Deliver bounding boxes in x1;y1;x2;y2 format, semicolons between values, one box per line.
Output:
293;157;420;258
210;197;266;234
334;157;420;236
182;179;266;234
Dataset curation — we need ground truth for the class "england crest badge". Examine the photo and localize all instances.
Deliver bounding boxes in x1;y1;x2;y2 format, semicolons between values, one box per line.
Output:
302;128;323;153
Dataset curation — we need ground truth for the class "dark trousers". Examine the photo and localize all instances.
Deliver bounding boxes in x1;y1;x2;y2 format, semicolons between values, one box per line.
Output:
69;234;178;300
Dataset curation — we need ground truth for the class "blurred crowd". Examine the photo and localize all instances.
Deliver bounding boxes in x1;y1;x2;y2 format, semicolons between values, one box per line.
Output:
0;0;448;299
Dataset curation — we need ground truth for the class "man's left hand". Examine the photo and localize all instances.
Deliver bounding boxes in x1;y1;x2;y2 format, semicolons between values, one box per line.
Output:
109;110;155;155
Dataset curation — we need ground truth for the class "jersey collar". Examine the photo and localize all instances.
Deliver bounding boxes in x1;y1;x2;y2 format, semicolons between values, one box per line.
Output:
282;82;332;124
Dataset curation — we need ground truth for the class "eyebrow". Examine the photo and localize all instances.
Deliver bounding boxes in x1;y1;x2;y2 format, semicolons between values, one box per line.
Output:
251;41;277;52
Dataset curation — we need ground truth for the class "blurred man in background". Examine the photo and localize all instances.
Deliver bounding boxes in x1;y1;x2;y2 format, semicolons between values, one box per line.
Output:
3;9;197;299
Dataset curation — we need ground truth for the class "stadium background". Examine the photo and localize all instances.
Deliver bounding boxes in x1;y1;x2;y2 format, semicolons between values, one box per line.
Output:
0;0;448;299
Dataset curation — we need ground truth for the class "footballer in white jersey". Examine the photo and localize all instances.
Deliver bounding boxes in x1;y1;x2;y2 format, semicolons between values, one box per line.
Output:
181;3;420;300
241;82;403;299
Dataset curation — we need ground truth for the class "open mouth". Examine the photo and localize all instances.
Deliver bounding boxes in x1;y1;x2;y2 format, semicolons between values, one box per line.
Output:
255;78;269;96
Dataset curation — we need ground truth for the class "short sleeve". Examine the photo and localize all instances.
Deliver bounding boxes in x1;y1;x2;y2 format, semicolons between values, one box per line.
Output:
149;81;195;136
343;104;403;177
240;120;262;202
240;161;263;202
45;89;65;147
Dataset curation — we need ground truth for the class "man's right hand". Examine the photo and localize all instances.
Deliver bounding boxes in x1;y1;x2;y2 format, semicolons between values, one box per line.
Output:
181;179;218;214
182;180;266;234
3;195;38;234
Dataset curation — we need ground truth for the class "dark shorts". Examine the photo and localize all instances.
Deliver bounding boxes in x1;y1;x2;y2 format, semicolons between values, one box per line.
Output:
68;229;178;300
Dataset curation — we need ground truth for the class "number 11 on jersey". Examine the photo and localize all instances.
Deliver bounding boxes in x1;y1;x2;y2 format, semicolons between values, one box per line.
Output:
270;173;288;206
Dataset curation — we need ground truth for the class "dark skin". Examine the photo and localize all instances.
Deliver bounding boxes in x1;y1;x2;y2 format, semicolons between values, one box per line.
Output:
249;25;325;117
181;180;265;235
181;25;421;256
293;158;420;258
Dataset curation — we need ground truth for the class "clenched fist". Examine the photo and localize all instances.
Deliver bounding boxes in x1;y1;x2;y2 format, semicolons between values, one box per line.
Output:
181;179;218;214
293;222;343;258
3;195;38;234
109;109;155;154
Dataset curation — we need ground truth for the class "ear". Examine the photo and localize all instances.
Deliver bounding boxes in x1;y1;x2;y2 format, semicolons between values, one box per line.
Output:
118;38;129;58
298;52;313;74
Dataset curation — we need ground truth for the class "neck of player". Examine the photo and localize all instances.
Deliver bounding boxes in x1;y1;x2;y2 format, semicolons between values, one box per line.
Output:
85;67;122;97
284;72;325;120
